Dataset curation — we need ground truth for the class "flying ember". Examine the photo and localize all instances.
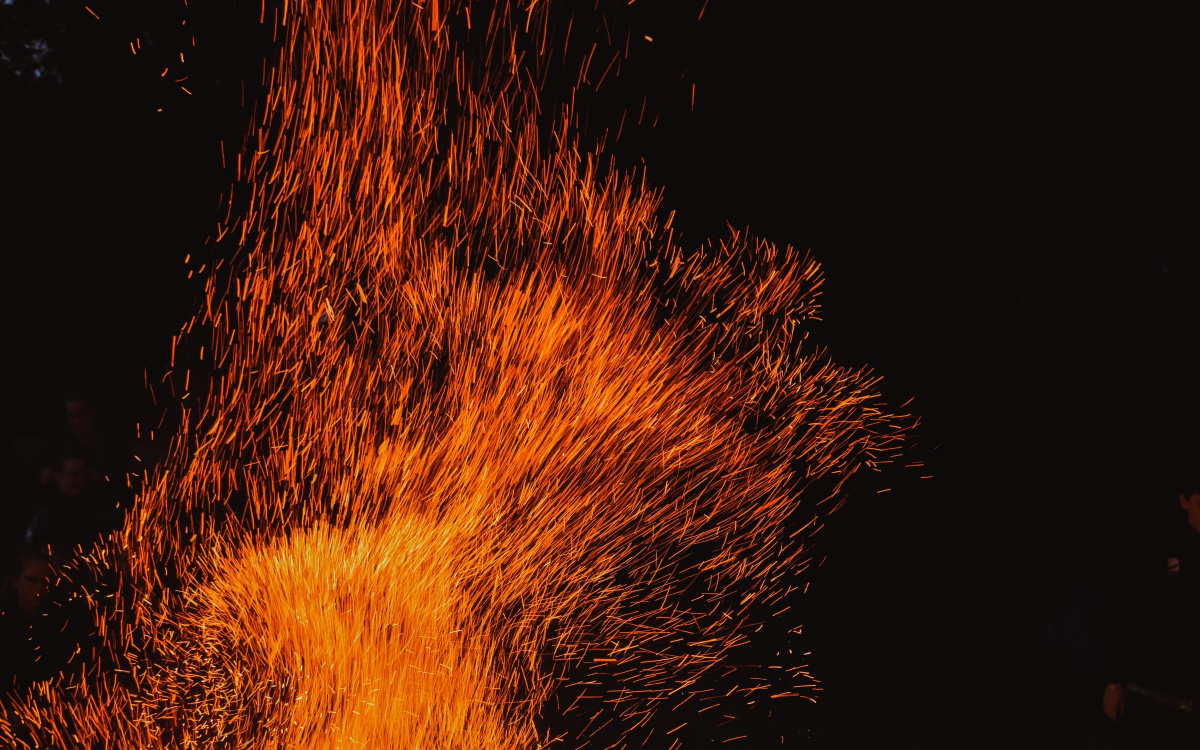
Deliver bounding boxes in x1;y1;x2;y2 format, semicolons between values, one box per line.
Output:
1;1;911;747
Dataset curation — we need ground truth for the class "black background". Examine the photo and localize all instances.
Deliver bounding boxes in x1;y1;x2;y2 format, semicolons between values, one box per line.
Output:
1;1;1194;746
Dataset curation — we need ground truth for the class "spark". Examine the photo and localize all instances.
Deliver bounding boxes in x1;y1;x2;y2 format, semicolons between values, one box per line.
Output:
1;2;911;748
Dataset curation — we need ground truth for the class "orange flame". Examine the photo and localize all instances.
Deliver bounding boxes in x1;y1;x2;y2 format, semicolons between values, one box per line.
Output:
1;2;910;747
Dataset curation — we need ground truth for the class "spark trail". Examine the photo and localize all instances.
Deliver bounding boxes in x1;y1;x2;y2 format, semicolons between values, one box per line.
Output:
1;1;910;747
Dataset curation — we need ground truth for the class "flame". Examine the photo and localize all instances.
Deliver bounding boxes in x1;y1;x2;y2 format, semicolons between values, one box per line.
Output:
1;2;910;747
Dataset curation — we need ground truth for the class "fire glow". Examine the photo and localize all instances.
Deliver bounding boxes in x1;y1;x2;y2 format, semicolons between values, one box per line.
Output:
1;1;910;747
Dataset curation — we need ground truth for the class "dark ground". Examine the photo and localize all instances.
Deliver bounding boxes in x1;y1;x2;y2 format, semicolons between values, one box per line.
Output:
1;2;1194;747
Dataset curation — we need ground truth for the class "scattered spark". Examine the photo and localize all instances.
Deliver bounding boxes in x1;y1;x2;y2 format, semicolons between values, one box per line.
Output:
0;2;911;748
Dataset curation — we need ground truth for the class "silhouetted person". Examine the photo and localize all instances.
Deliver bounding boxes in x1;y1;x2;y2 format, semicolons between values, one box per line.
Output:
0;550;72;695
26;450;122;562
1096;473;1200;749
38;386;132;501
0;544;101;750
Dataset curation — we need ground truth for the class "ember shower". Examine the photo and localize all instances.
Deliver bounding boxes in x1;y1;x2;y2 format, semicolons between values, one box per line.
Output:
1;1;910;746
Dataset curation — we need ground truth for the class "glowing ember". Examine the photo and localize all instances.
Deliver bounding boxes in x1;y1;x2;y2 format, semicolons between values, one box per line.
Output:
1;1;910;747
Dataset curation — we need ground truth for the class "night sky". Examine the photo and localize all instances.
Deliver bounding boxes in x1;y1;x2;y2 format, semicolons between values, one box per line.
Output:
2;2;1194;745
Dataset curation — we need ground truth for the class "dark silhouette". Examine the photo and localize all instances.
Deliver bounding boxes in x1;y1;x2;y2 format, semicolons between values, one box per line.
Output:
1096;472;1200;748
0;549;83;696
25;449;123;563
38;386;134;498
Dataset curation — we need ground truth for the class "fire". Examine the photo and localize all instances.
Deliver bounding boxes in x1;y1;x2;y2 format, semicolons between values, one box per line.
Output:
1;1;910;747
